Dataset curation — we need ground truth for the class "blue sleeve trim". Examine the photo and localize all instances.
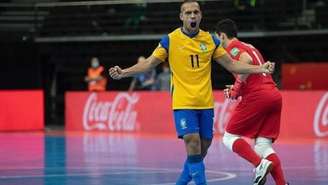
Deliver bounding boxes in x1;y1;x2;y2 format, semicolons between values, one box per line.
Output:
211;33;221;48
159;35;169;51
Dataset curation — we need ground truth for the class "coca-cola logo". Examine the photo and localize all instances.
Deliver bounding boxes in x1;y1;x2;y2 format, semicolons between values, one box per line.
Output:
313;92;328;137
83;93;139;131
213;99;238;134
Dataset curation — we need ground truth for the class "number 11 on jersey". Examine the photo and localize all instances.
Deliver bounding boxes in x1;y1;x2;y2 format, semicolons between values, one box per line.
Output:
190;54;199;68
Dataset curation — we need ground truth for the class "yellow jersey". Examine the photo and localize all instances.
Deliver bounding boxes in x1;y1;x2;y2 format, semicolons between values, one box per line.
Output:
152;28;226;109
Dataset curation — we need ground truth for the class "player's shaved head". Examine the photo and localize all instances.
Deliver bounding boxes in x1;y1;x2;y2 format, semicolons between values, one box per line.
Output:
216;18;238;39
180;0;200;12
179;0;202;33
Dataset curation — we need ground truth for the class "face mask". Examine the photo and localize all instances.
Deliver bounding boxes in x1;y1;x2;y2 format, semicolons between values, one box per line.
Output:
91;61;99;68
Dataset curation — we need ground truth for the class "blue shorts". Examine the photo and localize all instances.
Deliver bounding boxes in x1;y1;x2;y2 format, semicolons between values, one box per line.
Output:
173;109;214;139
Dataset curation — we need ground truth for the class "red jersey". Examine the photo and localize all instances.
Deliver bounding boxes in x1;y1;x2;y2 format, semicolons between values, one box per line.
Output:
226;39;276;95
225;40;282;140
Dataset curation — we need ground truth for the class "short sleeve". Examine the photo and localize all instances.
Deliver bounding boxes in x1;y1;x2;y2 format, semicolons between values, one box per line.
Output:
152;35;169;61
159;35;169;51
211;33;221;47
213;45;227;59
229;47;245;60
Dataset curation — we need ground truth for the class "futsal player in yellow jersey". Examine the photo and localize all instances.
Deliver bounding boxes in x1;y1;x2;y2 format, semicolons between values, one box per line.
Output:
109;1;274;184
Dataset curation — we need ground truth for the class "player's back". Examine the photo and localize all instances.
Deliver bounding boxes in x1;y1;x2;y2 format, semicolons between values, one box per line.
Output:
226;40;277;95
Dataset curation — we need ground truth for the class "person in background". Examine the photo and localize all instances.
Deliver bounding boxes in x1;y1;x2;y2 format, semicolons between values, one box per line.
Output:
155;63;171;91
128;56;156;91
85;57;107;91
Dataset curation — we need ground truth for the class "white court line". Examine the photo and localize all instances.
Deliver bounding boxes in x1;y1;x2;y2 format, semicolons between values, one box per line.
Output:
0;166;237;184
1;165;328;185
0;171;178;180
147;170;237;185
0;165;327;171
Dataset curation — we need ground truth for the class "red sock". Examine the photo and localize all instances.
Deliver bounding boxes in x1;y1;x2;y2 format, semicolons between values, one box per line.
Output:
266;153;286;185
232;138;261;167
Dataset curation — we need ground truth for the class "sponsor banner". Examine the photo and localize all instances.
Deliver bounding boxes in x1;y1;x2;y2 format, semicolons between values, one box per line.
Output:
311;92;328;137
279;91;328;138
65;91;174;134
65;91;328;139
0;90;44;131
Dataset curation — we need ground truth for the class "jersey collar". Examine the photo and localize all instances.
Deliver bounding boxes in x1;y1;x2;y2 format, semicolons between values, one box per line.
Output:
180;27;199;38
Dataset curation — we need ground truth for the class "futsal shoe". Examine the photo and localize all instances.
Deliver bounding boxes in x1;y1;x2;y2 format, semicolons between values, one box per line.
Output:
253;159;273;185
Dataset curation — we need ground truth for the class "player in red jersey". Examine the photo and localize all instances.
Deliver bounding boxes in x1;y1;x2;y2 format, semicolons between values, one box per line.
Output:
215;19;288;185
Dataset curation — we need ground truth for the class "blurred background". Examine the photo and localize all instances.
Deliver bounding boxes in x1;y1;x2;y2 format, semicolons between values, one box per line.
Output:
0;1;328;185
0;0;327;128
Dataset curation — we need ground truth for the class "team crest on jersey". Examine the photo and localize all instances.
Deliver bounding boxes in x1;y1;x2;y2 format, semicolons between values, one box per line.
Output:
200;42;207;52
230;47;240;57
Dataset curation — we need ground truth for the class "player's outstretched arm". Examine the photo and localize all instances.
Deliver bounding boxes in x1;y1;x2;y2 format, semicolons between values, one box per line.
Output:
214;53;274;74
108;56;163;80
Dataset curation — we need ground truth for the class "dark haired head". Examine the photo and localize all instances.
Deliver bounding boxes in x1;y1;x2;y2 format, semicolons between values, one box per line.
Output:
215;18;238;39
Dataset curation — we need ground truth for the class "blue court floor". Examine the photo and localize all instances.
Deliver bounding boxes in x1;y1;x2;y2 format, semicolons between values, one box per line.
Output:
0;132;327;185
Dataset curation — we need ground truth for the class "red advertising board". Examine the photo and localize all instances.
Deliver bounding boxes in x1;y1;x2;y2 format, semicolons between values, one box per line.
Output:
0;90;44;131
282;63;328;90
65;91;328;139
66;92;175;134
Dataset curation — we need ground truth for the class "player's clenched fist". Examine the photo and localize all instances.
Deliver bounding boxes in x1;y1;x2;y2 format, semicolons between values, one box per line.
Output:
109;66;124;80
224;85;233;99
261;61;275;74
